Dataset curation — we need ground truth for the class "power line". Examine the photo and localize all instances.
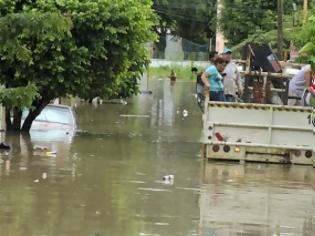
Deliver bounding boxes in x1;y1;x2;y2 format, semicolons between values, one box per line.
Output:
153;2;216;9
153;8;211;23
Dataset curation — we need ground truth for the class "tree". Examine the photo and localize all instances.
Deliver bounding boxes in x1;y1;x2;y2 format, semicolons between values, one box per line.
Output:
0;0;157;132
152;0;176;58
221;0;299;47
292;8;315;69
152;0;217;57
0;84;39;131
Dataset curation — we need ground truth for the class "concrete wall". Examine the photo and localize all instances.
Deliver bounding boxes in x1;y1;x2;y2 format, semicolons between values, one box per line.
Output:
150;59;209;68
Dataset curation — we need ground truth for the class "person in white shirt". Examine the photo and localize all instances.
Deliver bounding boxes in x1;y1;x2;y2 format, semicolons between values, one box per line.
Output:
222;48;243;102
288;64;313;106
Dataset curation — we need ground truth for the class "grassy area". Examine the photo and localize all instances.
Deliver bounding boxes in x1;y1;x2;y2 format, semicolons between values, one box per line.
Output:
148;65;204;80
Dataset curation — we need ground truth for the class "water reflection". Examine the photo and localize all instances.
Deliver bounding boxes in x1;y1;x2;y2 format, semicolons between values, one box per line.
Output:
199;161;315;236
0;130;74;177
0;78;202;236
0;77;314;236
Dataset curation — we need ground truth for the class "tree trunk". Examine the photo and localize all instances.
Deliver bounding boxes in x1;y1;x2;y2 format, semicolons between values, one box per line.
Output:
5;108;12;131
154;29;167;59
277;0;283;60
5;108;22;131
12;108;22;131
4;97;52;132
21;99;50;132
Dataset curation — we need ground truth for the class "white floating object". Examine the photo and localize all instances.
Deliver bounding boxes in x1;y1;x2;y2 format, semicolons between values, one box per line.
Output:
120;114;150;118
120;99;128;105
182;109;188;117
42;172;47;179
162;175;174;181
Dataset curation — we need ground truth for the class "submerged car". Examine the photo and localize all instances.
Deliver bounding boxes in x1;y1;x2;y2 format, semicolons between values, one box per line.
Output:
22;104;76;142
23;104;76;131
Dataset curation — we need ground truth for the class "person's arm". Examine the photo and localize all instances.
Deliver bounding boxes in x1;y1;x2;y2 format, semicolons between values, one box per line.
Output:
201;72;210;89
305;70;312;92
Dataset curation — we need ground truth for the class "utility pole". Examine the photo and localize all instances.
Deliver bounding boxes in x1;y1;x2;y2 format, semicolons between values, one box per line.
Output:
277;0;283;60
215;0;225;53
303;0;308;24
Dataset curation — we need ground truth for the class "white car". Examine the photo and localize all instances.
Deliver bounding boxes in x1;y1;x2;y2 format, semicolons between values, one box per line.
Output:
24;104;76;131
23;104;76;142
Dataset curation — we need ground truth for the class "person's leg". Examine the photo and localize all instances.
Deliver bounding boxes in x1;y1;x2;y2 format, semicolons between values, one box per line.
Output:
218;91;226;102
210;91;219;101
288;91;298;106
225;94;235;102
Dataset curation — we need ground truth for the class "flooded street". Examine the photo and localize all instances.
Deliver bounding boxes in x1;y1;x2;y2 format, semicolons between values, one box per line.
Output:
0;78;315;236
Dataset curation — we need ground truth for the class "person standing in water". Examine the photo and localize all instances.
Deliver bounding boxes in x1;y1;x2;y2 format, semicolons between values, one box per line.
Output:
169;69;177;86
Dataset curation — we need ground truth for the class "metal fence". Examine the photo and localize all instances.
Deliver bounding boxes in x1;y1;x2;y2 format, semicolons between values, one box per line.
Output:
150;35;209;61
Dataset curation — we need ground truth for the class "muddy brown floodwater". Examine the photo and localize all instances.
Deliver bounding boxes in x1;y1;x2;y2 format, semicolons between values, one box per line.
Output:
0;77;314;236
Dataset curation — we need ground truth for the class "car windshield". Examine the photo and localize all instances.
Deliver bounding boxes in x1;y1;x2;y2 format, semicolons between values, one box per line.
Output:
23;105;73;125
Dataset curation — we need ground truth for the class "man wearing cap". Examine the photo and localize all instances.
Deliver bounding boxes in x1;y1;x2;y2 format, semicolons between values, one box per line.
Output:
222;48;243;102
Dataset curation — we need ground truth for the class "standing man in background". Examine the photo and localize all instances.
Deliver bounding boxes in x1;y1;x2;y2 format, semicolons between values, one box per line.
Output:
222;48;243;102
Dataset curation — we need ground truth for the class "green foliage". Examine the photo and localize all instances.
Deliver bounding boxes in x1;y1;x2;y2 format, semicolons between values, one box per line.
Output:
0;83;38;109
221;0;300;47
0;0;157;131
153;0;217;51
231;27;294;58
0;11;86;98
149;65;201;80
292;12;315;70
222;0;276;46
292;15;315;49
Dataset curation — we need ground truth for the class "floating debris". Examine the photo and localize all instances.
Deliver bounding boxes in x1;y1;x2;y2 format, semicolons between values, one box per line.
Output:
0;142;10;150
5;160;10;170
120;99;128;105
42;172;48;179
120;114;150;118
34;146;48;151
138;187;171;192
33;148;57;157
162;175;174;185
162;175;174;181
141;90;153;95
182;109;188;117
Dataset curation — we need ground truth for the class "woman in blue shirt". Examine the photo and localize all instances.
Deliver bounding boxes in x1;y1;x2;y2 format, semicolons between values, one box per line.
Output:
201;56;226;101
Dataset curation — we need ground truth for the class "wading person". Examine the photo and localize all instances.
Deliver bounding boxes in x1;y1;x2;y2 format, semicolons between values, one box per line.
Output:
201;56;226;101
169;69;177;86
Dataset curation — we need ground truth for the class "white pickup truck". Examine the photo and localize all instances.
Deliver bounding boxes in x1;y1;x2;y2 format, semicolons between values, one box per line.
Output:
201;96;315;166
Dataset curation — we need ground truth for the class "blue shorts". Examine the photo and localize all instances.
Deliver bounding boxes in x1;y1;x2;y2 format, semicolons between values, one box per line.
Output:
210;91;225;102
